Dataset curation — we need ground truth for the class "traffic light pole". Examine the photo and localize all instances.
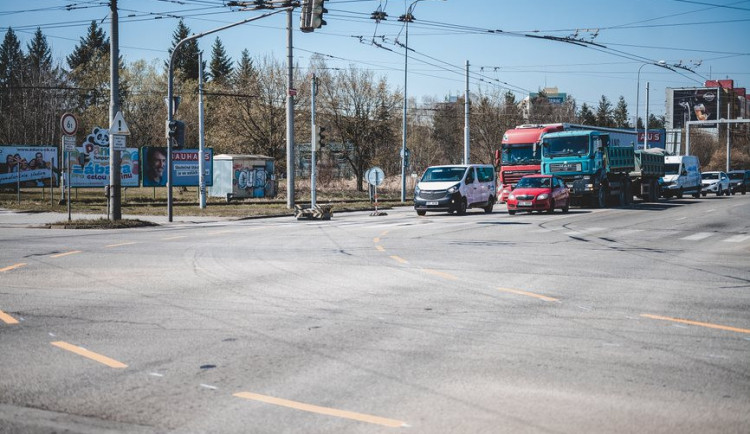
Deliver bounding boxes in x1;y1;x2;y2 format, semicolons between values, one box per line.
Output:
166;9;287;221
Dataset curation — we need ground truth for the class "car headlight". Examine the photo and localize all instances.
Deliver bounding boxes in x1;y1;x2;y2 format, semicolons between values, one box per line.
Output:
508;194;515;200
447;183;460;194
537;193;549;200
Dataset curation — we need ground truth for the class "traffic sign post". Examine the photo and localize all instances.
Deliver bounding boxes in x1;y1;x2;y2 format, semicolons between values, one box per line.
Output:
60;113;78;221
366;166;386;216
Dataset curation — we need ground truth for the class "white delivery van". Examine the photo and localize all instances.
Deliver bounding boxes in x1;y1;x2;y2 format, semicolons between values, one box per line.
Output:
414;164;496;215
660;155;702;199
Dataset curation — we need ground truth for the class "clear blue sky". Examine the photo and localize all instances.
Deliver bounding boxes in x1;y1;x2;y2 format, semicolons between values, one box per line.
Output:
2;0;749;121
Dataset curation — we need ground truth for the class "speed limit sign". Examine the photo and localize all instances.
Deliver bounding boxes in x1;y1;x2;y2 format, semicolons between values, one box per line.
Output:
60;113;78;136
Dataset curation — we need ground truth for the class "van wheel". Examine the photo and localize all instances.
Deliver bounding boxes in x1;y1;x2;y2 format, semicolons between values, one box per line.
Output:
677;188;683;199
416;210;426;216
483;198;494;214
457;198;467;215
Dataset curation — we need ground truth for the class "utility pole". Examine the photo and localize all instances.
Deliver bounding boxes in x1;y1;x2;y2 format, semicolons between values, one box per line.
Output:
286;8;295;209
198;51;206;209
311;74;317;207
464;60;470;164
109;0;121;220
644;81;650;150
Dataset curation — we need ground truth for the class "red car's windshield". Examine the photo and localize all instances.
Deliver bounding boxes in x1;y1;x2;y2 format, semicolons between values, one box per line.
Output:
516;177;551;188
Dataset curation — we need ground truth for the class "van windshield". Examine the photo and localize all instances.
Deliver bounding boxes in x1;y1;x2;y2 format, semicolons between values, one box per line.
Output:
664;163;680;175
421;167;466;182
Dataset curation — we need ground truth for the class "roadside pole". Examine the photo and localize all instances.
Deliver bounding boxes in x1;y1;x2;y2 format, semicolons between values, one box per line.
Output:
198;51;206;209
311;74;317;208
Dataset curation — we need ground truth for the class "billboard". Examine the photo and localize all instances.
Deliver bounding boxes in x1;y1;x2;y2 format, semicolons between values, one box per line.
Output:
0;146;59;187
66;146;140;187
141;147;213;187
666;87;720;129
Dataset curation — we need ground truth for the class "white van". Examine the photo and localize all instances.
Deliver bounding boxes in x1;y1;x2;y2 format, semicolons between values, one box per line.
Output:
414;164;496;215
660;155;702;199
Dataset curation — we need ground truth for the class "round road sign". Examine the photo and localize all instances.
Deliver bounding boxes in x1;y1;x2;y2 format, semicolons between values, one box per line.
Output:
366;166;385;186
60;113;78;136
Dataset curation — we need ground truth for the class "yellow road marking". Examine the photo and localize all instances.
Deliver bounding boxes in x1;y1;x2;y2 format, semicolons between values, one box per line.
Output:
0;310;19;324
497;287;559;302
380;230;389;236
373;237;380;243
390;255;408;264
0;263;27;272
161;235;187;240
233;392;407;428
105;242;138;248
641;314;750;334
376;245;385;252
50;251;82;258
51;341;128;368
422;269;458;280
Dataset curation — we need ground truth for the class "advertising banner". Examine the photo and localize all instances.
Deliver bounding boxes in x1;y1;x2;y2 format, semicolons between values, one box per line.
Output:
667;88;719;129
66;146;140;187
142;147;213;187
0;146;59;187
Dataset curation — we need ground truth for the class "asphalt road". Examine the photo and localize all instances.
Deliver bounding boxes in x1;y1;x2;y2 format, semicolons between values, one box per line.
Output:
1;195;749;433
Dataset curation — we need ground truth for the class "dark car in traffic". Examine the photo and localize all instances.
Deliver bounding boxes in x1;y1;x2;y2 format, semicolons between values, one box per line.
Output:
727;170;749;195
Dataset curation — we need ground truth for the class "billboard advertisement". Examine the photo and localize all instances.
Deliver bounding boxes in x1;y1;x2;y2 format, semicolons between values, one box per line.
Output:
66;146;140;187
666;87;720;129
0;146;59;187
142;147;213;187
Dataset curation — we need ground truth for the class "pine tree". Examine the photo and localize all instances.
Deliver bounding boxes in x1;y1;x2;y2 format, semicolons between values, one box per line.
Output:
167;19;202;81
578;103;596;125
613;96;630;128
67;21;108;71
595;95;614;127
27;28;52;74
209;37;232;83
234;49;255;83
0;28;24;85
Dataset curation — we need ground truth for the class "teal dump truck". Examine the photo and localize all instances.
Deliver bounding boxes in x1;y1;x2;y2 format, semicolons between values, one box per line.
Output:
540;129;665;207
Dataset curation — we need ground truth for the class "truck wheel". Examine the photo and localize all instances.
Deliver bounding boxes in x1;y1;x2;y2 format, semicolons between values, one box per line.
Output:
597;187;608;208
677;188;683;199
693;191;700;198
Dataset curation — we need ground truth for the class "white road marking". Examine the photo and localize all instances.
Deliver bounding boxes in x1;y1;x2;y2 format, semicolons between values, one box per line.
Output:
681;232;712;241
724;234;750;243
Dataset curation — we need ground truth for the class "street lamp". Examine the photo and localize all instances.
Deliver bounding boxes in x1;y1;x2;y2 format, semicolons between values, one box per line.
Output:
398;0;444;203
635;60;666;148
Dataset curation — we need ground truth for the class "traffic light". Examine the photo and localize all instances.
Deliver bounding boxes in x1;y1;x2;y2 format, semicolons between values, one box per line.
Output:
311;0;327;29
174;120;185;149
166;120;177;139
300;0;326;33
313;125;326;151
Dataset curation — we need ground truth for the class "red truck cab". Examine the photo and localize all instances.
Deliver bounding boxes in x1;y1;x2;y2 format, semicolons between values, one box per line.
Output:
496;124;565;202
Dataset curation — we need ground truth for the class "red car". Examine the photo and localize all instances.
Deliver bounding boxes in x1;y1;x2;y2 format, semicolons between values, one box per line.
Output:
506;175;570;215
